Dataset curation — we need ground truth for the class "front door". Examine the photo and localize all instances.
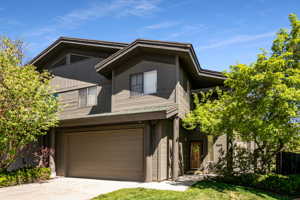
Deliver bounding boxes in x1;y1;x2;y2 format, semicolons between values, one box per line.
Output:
190;141;202;169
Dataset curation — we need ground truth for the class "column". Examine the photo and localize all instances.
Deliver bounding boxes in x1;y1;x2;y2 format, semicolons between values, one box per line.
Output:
172;116;179;180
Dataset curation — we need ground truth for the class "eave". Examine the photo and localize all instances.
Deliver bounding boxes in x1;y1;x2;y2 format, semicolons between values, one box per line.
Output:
60;104;178;128
95;39;226;87
28;37;128;67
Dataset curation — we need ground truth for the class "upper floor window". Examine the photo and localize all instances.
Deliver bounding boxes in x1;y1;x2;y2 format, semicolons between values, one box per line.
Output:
51;53;89;68
70;54;89;63
79;86;97;107
52;57;66;68
130;70;157;96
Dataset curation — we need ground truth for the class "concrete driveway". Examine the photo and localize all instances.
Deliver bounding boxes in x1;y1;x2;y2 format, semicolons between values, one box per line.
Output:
0;177;193;200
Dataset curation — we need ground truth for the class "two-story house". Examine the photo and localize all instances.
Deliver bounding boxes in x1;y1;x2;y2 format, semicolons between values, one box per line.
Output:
29;37;226;182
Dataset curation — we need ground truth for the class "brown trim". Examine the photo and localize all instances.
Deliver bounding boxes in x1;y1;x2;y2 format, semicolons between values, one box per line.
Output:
175;55;180;103
144;121;152;182
60;107;178;128
49;128;56;177
172;116;179;180
59;123;145;134
95;39;226;81
28;37;127;65
157;120;163;181
64;134;69;177
111;69;115;111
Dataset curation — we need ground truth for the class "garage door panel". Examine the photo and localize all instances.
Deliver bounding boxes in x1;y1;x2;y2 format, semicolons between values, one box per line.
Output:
67;128;144;181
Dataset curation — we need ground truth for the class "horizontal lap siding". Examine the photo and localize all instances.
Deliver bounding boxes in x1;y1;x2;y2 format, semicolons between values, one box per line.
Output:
58;84;111;119
178;66;191;118
113;54;177;112
48;56;112;119
50;57;106;92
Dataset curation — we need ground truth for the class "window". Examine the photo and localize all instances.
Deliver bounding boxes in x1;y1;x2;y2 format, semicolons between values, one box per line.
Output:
79;86;97;107
144;70;157;94
130;70;157;96
52;57;66;68
70;54;89;64
51;54;89;68
130;73;143;96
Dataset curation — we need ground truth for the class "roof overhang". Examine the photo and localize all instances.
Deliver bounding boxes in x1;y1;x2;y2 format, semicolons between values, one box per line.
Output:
28;37;226;87
95;39;226;87
28;37;128;68
59;105;178;128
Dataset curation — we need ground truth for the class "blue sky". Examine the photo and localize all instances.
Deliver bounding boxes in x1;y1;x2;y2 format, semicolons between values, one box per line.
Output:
1;0;299;71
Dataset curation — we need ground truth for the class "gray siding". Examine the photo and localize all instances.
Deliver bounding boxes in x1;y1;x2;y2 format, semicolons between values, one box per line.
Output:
112;54;177;112
177;66;191;118
48;53;112;119
151;126;158;181
149;119;173;181
55;129;66;176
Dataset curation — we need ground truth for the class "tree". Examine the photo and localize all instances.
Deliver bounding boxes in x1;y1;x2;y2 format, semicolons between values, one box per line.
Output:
0;38;59;171
183;14;300;174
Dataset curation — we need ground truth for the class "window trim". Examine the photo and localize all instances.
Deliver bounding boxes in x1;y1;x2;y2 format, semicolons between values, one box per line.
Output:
129;70;157;97
69;53;90;64
51;56;67;68
78;86;98;108
130;72;144;97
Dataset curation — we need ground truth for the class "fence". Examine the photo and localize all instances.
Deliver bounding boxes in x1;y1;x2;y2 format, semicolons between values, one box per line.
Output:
276;152;300;175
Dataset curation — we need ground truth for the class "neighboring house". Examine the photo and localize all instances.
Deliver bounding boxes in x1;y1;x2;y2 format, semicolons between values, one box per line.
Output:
29;37;226;182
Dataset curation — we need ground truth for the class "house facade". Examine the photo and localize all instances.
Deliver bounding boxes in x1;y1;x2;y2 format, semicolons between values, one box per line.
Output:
29;37;226;182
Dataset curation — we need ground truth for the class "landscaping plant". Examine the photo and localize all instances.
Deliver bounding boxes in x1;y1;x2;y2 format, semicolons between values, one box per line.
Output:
183;14;300;174
0;38;59;171
0;167;51;187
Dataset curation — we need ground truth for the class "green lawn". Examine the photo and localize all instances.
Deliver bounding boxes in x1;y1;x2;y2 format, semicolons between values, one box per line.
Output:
92;181;291;200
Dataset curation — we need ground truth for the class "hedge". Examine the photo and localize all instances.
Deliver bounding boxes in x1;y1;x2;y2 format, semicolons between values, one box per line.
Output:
215;173;300;196
0;167;51;187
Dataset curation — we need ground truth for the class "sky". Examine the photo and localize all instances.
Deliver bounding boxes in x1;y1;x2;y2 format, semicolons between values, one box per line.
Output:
1;0;299;72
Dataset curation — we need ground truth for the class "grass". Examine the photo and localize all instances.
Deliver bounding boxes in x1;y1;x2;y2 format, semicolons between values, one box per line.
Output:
92;180;291;200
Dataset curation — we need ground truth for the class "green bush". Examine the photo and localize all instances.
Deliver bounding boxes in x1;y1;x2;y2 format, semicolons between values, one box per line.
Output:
216;173;300;196
0;167;50;187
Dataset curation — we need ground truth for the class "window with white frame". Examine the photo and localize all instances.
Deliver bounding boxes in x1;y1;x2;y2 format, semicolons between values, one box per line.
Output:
130;70;157;96
79;86;97;107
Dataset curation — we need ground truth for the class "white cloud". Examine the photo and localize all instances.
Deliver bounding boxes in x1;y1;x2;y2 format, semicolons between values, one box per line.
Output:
197;31;275;50
144;21;181;30
166;24;207;39
56;0;160;26
22;0;162;56
24;0;161;37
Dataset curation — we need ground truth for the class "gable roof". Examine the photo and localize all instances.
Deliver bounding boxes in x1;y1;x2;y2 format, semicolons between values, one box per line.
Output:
95;39;225;86
29;37;225;87
29;37;128;67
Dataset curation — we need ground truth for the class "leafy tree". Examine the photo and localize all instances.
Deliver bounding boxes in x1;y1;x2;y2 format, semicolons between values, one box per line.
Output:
183;14;300;174
0;38;59;171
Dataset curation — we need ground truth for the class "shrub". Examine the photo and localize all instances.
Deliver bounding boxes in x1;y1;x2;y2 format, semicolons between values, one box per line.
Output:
0;167;50;188
33;147;54;168
215;173;300;195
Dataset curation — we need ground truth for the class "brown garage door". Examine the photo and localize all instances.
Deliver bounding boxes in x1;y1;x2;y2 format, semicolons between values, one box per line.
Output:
66;128;144;181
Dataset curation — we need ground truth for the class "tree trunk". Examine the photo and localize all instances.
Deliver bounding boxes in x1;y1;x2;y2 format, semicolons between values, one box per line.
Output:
227;136;234;175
